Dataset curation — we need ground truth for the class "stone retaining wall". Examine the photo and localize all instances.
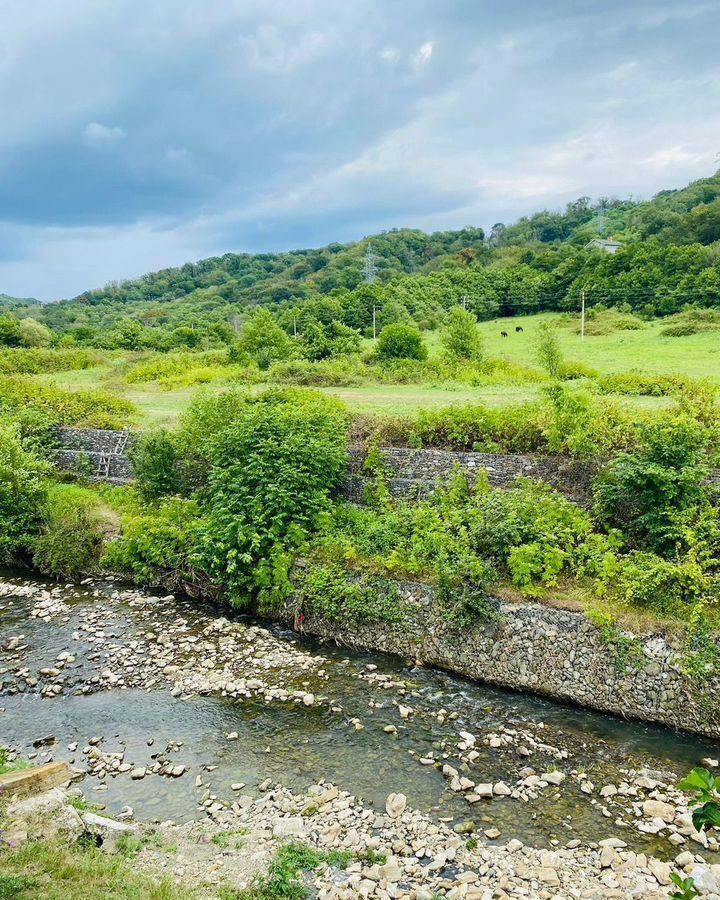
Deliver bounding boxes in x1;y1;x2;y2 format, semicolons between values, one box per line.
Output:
55;428;134;483
346;446;597;504
283;582;720;739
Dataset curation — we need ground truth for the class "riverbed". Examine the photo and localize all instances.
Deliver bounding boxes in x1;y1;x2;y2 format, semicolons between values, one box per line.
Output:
1;570;718;862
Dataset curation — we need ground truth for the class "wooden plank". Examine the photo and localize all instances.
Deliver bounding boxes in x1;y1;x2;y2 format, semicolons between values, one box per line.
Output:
0;762;72;802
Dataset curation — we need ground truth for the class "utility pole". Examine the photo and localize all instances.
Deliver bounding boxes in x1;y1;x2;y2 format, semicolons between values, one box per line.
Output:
372;304;377;341
293;315;297;338
581;290;586;341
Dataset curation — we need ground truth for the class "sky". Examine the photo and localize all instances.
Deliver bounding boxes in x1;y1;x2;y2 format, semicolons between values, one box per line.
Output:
1;0;720;302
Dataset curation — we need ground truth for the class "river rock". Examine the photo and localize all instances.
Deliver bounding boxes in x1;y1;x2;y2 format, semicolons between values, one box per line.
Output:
272;816;305;838
643;799;675;823
385;793;407;818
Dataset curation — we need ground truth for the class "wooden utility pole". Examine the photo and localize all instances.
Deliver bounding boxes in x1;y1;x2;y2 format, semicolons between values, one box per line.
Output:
581;290;586;341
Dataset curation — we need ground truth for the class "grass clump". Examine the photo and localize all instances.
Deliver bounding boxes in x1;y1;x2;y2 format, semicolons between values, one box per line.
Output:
0;839;186;900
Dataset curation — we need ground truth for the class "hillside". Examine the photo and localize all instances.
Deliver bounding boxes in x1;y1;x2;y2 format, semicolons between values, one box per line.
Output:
5;169;720;351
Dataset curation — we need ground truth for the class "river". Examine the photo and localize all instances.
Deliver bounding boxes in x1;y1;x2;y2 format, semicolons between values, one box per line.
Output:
1;570;718;861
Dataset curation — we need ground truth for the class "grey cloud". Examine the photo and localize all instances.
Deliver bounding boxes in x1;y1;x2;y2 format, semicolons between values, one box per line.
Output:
0;0;718;300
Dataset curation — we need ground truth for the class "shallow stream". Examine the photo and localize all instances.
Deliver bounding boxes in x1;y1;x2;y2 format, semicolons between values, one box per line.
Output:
1;570;718;858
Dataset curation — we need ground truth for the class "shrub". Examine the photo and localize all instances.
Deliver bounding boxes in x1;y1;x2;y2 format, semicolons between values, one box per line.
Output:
128;430;181;501
267;356;366;386
534;321;563;378
597;371;692;396
0;376;134;428
195;391;349;607
593;418;711;555
607;550;709;618
103;498;204;586
298;563;406;625
0;421;47;562
33;484;104;575
0;348;100;375
410;402;547;453
238;308;295;368
660;309;720;337
375;324;427;361
557;360;599;380
439;307;484;361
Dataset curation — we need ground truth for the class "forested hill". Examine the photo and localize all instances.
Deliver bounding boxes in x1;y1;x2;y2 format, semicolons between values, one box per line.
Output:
9;169;720;348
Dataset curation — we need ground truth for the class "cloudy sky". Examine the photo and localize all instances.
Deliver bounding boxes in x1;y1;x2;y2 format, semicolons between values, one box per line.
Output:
2;0;720;301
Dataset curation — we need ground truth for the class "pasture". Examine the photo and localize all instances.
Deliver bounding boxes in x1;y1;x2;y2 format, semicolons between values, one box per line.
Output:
32;311;717;426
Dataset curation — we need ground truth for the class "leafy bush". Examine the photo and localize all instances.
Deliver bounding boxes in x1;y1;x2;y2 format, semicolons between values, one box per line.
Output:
0;348;101;375
605;550;711;618
103;498;204;585
534;320;563;378
298;563;406;625
125;350;229;384
375;323;427;361
128;430;182;500
597;371;693;396
0;376;134;428
557;360;599;380
661;309;720;337
0;421;48;562
439;306;484;361
267;356;366;386
195;391;348;606
410;402;547;453
33;484;104;576
594;418;711;554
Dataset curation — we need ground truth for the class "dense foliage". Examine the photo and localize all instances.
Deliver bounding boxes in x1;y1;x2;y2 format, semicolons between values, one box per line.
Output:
3;171;720;356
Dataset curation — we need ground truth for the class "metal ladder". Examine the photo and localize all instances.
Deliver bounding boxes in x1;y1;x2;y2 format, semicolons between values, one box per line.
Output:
114;427;130;455
96;451;111;477
96;428;130;478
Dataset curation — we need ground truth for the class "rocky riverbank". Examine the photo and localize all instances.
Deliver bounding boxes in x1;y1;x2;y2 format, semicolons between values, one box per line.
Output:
6;778;720;899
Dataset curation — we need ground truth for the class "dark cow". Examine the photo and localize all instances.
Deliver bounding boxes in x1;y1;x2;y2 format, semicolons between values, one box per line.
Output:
515;326;524;333
500;330;508;338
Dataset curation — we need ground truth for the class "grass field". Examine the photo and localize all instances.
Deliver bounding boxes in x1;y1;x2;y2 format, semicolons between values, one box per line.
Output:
35;312;715;426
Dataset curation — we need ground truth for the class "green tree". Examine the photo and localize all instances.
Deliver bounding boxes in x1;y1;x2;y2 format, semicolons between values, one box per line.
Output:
18;318;52;347
534;320;563;378
375;323;427;361
0;316;21;347
439;306;483;361
238;308;294;369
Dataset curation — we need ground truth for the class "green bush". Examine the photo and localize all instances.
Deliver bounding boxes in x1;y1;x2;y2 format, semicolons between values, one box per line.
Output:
103;498;204;585
124;350;229;384
597;371;693;396
593;418;711;555
195;390;348;606
410;402;547;453
439;307;484;361
0;348;101;375
298;563;406;625
0;376;134;428
534;321;563;378
128;430;181;500
375;323;427;361
33;484;104;576
0;421;48;562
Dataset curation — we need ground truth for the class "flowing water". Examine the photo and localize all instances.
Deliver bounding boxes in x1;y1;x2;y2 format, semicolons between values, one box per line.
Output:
1;569;718;858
